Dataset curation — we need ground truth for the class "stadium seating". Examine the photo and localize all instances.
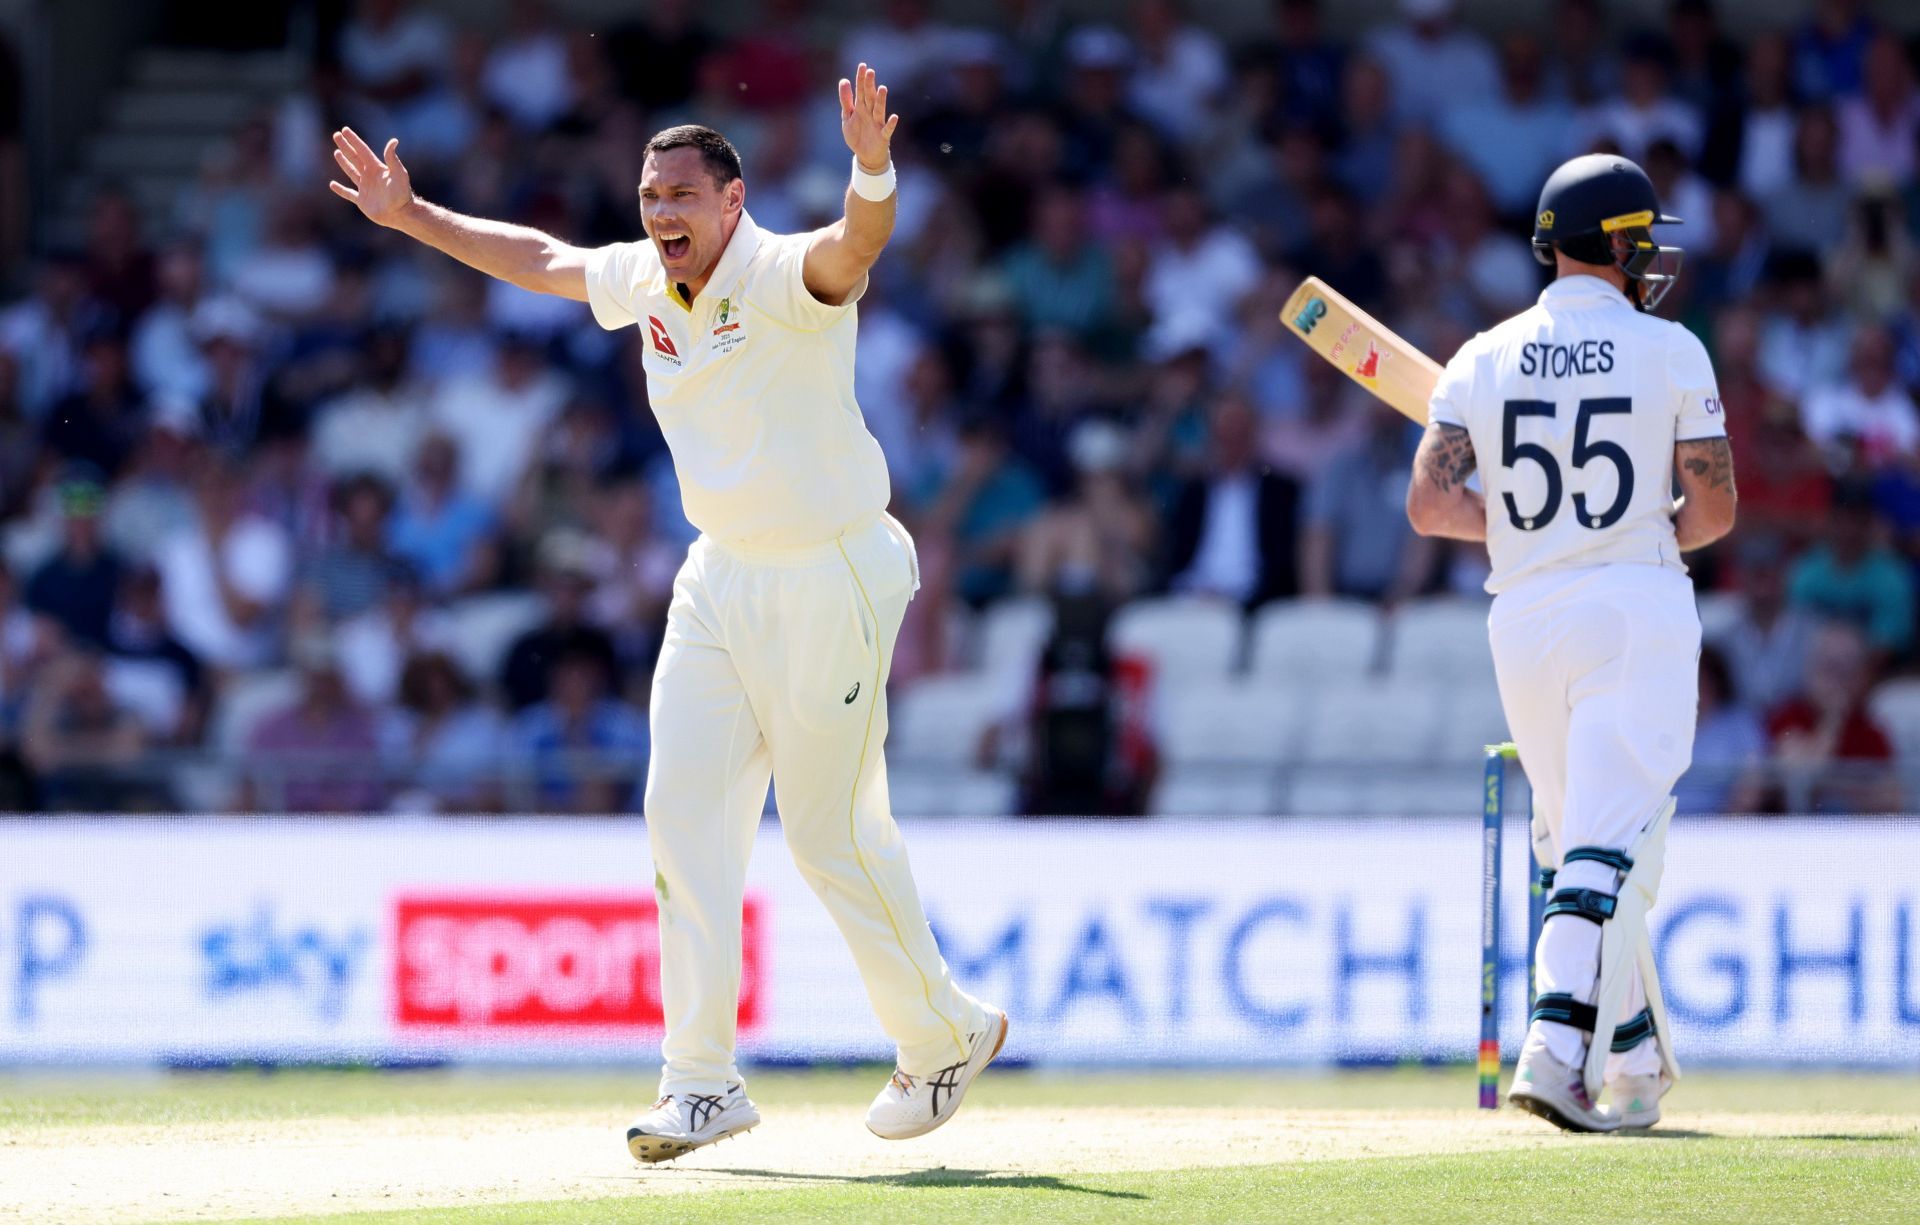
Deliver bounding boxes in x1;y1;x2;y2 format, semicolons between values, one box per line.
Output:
889;673;1014;768
1156;683;1298;765
1869;680;1920;763
1247;599;1381;682
1108;597;1243;687
1385;598;1495;681
441;593;549;686
1298;681;1445;765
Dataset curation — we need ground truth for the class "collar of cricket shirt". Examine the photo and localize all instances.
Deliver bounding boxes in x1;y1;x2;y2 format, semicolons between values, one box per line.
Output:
1537;274;1632;310
663;210;764;313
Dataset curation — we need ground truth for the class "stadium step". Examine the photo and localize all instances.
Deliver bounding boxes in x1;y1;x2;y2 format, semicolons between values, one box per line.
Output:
106;88;261;132
126;48;302;91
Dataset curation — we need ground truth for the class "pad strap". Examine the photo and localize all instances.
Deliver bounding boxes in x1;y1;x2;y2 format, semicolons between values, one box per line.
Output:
1564;846;1634;873
1611;1007;1656;1052
1537;867;1556;892
1532;992;1597;1031
1544;887;1617;925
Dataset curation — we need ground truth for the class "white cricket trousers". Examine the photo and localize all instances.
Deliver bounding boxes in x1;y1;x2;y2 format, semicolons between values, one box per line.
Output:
646;511;988;1096
1489;563;1700;1077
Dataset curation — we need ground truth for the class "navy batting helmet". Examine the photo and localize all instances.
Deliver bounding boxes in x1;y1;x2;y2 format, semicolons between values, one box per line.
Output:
1531;154;1683;312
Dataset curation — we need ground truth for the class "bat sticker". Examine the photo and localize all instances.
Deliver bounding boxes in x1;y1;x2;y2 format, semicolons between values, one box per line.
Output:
1353;341;1383;382
1292;297;1328;333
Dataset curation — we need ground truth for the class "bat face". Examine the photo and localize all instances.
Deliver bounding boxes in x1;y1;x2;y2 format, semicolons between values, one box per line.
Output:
1281;277;1441;425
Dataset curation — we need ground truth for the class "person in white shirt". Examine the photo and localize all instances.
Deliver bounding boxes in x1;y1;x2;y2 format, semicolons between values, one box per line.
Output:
1406;155;1737;1133
327;64;1002;1162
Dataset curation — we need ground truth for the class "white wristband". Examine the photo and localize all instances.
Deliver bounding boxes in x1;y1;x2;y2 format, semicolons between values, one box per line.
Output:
851;156;896;202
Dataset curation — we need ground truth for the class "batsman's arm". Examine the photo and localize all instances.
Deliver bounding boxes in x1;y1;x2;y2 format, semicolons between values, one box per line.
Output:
328;127;589;301
805;64;898;306
1672;436;1737;551
1406;421;1488;542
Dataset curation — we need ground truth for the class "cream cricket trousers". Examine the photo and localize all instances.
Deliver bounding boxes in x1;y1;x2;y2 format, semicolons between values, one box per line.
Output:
645;511;987;1096
1489;563;1700;1078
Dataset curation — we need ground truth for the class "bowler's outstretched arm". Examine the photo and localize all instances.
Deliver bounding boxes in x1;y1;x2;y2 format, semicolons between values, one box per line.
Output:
804;64;898;306
328;126;589;301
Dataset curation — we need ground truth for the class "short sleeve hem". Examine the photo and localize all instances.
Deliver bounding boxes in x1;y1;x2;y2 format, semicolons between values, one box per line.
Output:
583;243;640;332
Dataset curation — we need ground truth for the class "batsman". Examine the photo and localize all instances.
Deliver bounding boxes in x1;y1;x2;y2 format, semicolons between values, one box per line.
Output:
329;66;1005;1160
1405;155;1738;1131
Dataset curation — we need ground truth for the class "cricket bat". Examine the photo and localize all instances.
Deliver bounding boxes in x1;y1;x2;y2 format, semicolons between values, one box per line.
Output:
1281;276;1441;425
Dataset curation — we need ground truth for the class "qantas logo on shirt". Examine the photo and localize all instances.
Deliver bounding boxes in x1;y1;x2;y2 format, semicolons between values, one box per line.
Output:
646;315;682;364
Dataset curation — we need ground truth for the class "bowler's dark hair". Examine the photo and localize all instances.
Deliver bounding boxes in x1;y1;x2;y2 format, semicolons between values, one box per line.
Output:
644;125;743;187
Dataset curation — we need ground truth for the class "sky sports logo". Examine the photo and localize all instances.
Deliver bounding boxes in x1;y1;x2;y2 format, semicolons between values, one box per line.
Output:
392;894;763;1030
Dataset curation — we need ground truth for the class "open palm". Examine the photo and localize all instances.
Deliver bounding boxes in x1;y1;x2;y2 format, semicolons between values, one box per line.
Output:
839;64;898;173
328;127;414;225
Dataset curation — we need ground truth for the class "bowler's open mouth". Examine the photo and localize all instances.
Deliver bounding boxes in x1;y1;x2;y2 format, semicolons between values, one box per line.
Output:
659;232;690;261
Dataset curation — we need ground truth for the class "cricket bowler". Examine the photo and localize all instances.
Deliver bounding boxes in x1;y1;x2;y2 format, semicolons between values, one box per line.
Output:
328;66;1006;1160
1404;154;1738;1131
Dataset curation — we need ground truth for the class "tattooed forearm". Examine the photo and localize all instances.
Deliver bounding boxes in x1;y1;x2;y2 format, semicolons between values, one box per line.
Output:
1419;422;1478;493
1676;437;1735;492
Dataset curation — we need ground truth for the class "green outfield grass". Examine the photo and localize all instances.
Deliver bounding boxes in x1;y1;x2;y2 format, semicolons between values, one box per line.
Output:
2;1068;1915;1224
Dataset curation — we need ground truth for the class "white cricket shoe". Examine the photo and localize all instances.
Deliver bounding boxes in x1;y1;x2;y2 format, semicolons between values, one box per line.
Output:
1508;1030;1620;1133
1608;1072;1669;1129
866;1008;1009;1140
626;1083;760;1164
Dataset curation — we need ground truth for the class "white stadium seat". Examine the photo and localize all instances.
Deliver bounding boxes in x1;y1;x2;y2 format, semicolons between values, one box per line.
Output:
1387;598;1495;682
1299;680;1445;764
1248;599;1380;681
1108;597;1242;687
888;768;1018;817
1437;681;1513;761
976;596;1053;682
1694;590;1746;644
1150;769;1275;816
1158;683;1298;766
442;592;548;685
890;673;1016;767
1869;679;1920;761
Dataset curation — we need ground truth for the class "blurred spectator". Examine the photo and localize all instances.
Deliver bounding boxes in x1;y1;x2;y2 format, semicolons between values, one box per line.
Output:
188;296;280;455
430;331;568;505
1580;33;1703;164
1301;413;1432;604
841;0;955;100
605;0;713;111
1223;122;1324;261
1786;480;1914;660
1000;186;1116;342
1431;167;1540;318
1667;0;1744;183
1018;419;1155;603
305;473;407;621
508;647;647;812
1143;186;1262;348
500;530;618;710
1736;32;1798;199
1800;326;1918;466
226;197;336;323
1829;190;1914;321
1791;0;1876;103
1019;591;1147;816
1713;309;1830;548
0;252;91;417
42;323;143;479
390;649;504;811
1165;395;1299;607
102;410;200;564
1364;0;1497;128
1713;536;1819;715
1126;0;1227;144
388;432;498;597
1837;33;1918;187
1767;621;1900;812
130;244;213;403
244;634;387;812
103;564;207;744
21;651;158;811
1682;190;1770;323
310;326;427;484
1764;108;1851;254
1644;138;1717;253
481;0;573;131
1758;251;1852;403
82;187;155;320
709;0;817;116
1676;644;1767;815
1056;25;1138;182
25;468;122;649
925;415;1047;608
154;457;293;670
336;567;455;706
583;480;678;683
1333;57;1397;207
337;0;451;129
1541;0;1619;107
1440;32;1575;220
1255;0;1344;133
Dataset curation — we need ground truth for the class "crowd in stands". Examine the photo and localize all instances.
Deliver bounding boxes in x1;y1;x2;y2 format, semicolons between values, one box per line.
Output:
2;0;1919;813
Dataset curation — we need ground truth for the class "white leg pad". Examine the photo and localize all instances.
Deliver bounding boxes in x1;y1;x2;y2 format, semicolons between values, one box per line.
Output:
1583;797;1678;1099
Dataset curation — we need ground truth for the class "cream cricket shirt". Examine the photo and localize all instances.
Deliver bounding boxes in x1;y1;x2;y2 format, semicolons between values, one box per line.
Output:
582;211;892;549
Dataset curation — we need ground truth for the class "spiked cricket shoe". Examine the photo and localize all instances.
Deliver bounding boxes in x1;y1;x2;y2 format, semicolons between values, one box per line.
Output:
866;1008;1009;1140
1508;1030;1620;1133
1608;1072;1669;1129
626;1083;760;1163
